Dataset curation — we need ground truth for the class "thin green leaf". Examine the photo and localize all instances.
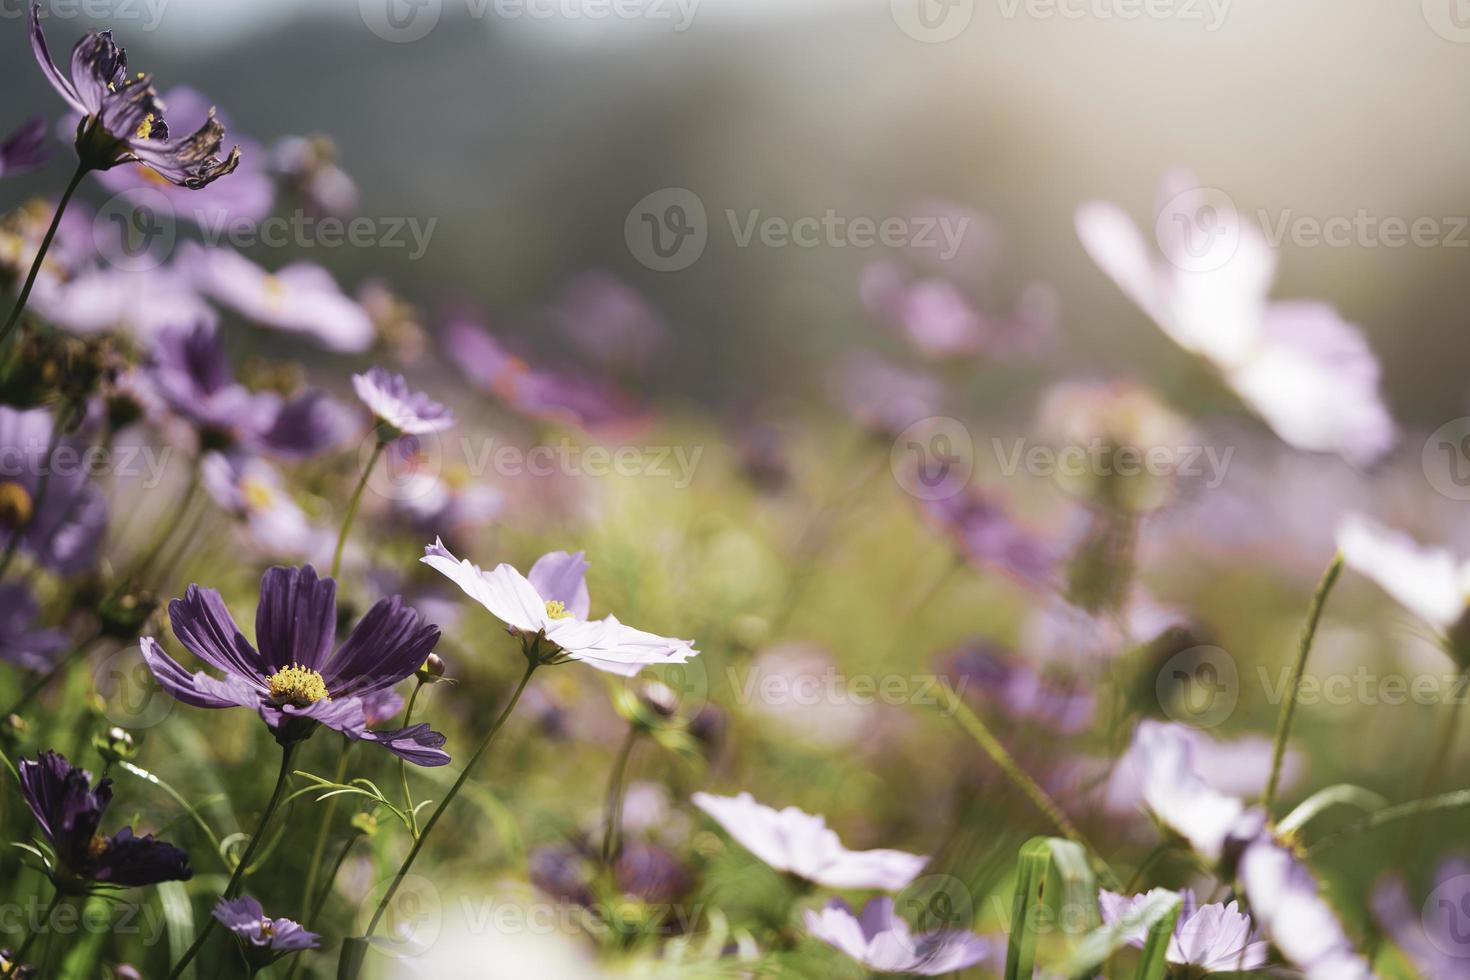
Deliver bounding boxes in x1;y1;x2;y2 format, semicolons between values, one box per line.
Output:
158;880;196;980
1133;898;1183;980
1277;784;1388;837
1004;837;1098;980
119;760;225;858
1062;889;1180;977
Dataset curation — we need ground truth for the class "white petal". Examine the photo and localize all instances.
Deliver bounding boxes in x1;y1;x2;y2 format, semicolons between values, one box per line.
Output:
420;538;548;633
1336;515;1464;628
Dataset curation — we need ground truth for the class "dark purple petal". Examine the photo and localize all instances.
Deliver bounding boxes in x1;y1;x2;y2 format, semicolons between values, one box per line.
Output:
0;584;67;672
252;390;351;460
127;110;241;190
323;596;439;699
167;585;266;682
17;751;110;871
28;5;85;113
140;636;261;710
68;29;128;114
0;117;50;179
93;827;192;886
359;687;405;727
254;566;337;674
360;723;449;767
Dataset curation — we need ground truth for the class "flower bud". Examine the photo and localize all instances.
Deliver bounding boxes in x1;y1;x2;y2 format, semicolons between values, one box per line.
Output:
93;726;137;764
416;654;447;684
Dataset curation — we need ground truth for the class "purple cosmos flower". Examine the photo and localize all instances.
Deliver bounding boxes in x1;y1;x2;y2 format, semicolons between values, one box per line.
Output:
940;641;1095;735
0;583;67;672
213;896;319;963
18;750;192;889
393;463;504;540
422;540;698;677
94;88;274;227
1372;858;1470;976
186;245;373;353
353;367;455;437
139;565;450;765
148;321;351;460
918;488;1058;591
33;261;215;341
691;792;927;891
831;351;944;439
1337;515;1470;665
0;406;107;574
615;842;692;905
549;271;667;371
805;898;991;976
200;452;331;563
443;318;644;431
1099;889;1268;974
28;5;238;186
1076;171;1395;466
272;136;357;218
0;117;49;179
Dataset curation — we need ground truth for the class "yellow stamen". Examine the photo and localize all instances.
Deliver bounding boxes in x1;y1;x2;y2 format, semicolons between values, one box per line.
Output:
266;664;330;705
241;477;275;512
0;481;33;528
134;113;156;140
545;600;571;620
87;834;109;860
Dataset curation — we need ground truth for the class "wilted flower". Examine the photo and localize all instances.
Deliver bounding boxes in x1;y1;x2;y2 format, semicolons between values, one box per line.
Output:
186;246;373;353
149;321;351;459
1337;515;1470;667
0;405;107;574
28;5;238;186
353;367;455;437
805;897;991;975
1076;171;1394;466
0;118;49;179
0;583;67;672
214;896;319;959
1371;858;1470;976
18;750;192;890
940;641;1094;735
422;540;698;676
94;88;274;226
1099;889;1268;974
140;565;450;765
691;792;927;891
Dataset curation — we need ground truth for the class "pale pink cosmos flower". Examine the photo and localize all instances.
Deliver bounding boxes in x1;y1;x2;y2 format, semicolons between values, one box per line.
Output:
421;540;697;677
1099;889;1268;974
805;897;990;976
691;791;927;891
1337;514;1470;660
1076;171;1395;467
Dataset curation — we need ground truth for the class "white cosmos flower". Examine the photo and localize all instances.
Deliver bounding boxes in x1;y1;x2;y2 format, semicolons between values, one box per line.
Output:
1076;171;1395;467
1336;514;1470;632
805;897;991;976
421;539;697;677
691;791;927;891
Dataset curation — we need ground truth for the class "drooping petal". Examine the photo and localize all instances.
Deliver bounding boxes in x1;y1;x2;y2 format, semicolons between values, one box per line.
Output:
93;827;192;886
361;723;450;767
254;565;337;674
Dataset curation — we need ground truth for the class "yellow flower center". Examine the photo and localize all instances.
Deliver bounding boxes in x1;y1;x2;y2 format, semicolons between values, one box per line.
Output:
267;664;330;705
545;600;571;620
262;275;287;310
260;919;276;938
87;834;109;860
0;481;33;528
241;477;275;512
134;113;157;140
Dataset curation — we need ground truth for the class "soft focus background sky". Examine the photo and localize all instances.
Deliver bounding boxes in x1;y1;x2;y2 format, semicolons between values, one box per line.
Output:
6;0;1469;417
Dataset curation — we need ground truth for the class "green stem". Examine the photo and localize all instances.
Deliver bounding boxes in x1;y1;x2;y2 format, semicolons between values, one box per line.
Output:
399;680;426;837
298;740;352;924
1306;788;1470;856
0;402;74;579
1264;552;1343;814
600;724;640;867
363;661;537;939
937;682;1120;889
165;742;298;980
309;833;359;926
2;881;52;979
0;161;89;349
331;440;386;580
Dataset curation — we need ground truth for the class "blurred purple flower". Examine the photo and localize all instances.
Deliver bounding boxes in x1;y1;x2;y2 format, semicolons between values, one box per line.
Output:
353;366;455;437
805;897;991;976
200;451;330;563
919;488;1058;591
615;842;691;905
272;136;357;218
358;687;406;728
186;245;373;353
148;321;351;460
19;750;192;888
0;583;67;672
422;540;698;677
28;5;238;187
393;463;504;540
528;843;594;906
140;565;449;765
94;88;274;227
1077;171;1395;466
691;791;927;891
1372;858;1470;976
550;271;666;372
1099;889;1268;973
0;406;107;574
32;263;215;342
0;117;49;179
443;317;644;431
213;896;319;963
832;351;944;439
940;641;1095;735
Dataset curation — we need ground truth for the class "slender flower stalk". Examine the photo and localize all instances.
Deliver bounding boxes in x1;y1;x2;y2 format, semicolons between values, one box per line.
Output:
1264;552;1343;813
362;660;538;939
600;724;641;866
331;439;385;579
1;881;53;979
398;678;427;836
298;739;352;922
0;162;88;349
937;681;1120;889
165;742;298;980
